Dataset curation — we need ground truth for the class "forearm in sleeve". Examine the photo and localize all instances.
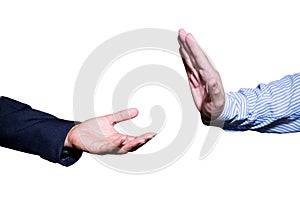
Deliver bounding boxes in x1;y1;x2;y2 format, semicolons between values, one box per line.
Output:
0;96;82;166
213;73;300;133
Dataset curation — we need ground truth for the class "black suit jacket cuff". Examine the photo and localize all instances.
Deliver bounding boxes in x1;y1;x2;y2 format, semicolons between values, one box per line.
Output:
0;96;83;166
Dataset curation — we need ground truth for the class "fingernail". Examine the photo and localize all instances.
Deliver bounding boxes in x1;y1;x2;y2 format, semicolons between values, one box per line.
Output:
148;134;155;138
139;139;145;144
129;108;138;117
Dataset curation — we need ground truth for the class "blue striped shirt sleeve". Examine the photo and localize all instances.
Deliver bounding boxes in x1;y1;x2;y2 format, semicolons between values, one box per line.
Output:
214;73;300;133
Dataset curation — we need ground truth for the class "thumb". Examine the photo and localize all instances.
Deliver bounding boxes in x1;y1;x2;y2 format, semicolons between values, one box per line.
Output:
207;78;224;108
108;108;139;125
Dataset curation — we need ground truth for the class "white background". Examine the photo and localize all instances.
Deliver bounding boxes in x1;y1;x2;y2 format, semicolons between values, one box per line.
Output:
1;0;300;199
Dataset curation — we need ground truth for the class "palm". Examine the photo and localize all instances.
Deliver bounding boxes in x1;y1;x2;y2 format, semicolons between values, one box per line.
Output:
66;108;156;154
187;70;217;119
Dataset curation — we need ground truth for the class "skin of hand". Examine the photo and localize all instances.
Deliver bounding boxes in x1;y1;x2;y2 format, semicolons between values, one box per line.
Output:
178;29;225;123
64;108;156;154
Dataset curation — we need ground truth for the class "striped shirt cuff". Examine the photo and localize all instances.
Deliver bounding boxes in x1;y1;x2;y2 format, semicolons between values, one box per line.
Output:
217;92;248;122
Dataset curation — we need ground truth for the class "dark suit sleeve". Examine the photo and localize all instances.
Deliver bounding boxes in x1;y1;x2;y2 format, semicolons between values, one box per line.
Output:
0;96;82;166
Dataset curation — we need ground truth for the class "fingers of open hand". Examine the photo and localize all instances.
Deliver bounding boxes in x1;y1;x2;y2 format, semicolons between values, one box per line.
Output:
111;134;127;147
178;29;187;48
92;134;125;154
183;31;222;89
185;34;211;71
178;29;197;66
179;45;193;69
118;133;156;154
178;31;200;88
180;53;200;88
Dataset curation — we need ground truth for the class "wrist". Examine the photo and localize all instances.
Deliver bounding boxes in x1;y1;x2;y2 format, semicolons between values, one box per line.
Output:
64;125;76;148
